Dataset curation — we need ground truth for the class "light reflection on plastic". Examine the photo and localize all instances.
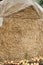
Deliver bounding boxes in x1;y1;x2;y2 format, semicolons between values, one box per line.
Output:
0;17;3;27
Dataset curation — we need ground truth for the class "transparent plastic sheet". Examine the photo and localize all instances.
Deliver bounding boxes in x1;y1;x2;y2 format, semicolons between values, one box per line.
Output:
0;0;43;17
0;0;34;16
0;0;34;27
0;0;43;27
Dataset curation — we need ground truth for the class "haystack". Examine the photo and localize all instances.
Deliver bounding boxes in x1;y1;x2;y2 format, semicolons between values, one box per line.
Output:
0;0;43;63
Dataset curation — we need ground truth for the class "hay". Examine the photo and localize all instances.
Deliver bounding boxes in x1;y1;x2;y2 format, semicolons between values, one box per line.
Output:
0;6;43;63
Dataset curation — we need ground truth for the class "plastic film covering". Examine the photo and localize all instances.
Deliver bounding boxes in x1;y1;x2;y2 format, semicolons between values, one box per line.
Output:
0;0;35;16
0;0;43;17
0;0;43;27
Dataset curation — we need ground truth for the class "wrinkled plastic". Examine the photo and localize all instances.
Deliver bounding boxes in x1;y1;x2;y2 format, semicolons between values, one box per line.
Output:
0;0;34;16
0;0;43;17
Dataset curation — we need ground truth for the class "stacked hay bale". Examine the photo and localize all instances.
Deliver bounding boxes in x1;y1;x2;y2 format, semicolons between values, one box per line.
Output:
0;5;43;63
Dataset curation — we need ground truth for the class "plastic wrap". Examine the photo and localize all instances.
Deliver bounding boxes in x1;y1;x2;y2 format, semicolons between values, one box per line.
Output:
0;0;43;17
0;0;43;27
0;0;34;27
0;0;34;16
